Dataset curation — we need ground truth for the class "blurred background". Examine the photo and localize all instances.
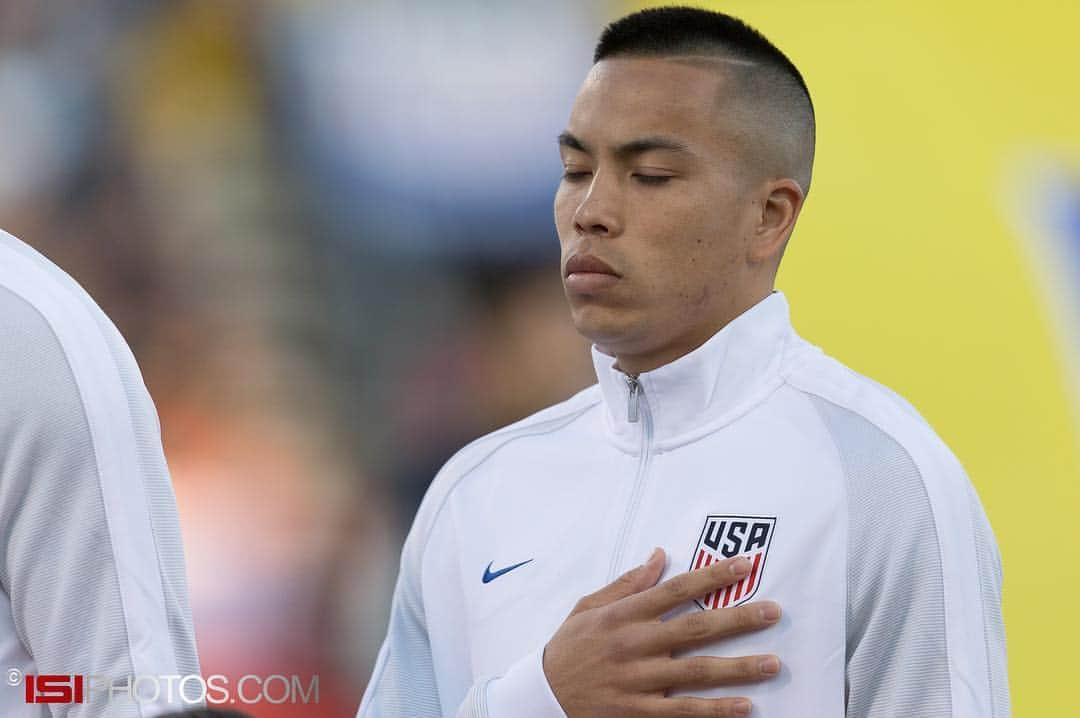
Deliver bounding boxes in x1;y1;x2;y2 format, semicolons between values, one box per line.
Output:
0;0;1076;715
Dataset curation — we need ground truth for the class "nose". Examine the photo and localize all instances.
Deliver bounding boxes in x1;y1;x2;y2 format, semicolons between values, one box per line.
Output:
572;172;622;238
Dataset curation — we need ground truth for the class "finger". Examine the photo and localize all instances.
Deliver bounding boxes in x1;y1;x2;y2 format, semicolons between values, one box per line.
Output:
637;654;781;691
567;547;666;617
613;554;754;621
641;695;753;717
641;600;782;653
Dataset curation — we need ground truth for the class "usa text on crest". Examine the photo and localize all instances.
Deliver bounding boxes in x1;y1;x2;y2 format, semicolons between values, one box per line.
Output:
690;515;776;610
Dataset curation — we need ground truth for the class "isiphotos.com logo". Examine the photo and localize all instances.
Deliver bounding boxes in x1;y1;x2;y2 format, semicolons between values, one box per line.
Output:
8;667;319;707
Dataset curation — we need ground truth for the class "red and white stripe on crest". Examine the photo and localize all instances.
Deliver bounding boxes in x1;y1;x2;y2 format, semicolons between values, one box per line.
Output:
695;548;763;609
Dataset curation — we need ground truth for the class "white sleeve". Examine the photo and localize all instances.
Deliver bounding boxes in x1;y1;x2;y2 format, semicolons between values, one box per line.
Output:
0;281;201;717
809;396;1010;718
484;646;567;718
355;514;449;718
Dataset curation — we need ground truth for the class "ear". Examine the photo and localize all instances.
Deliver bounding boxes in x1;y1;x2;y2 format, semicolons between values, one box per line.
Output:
748;178;805;264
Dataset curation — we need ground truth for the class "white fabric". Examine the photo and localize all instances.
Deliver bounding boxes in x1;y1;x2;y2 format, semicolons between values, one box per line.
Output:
484;646;565;718
0;230;200;716
359;290;1009;717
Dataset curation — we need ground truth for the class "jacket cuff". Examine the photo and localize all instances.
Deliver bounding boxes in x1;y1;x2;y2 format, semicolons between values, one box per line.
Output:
485;645;567;718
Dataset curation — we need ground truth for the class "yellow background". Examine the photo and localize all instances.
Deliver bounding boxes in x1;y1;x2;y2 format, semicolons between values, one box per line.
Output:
624;1;1080;712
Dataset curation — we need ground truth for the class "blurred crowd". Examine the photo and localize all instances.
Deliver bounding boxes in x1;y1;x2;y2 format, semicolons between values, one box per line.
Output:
0;1;605;714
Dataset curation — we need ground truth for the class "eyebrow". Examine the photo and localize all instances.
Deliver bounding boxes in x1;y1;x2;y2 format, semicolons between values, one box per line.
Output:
558;131;692;159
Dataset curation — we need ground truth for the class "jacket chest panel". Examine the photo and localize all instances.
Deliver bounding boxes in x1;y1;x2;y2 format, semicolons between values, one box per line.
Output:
455;413;846;688
454;443;636;676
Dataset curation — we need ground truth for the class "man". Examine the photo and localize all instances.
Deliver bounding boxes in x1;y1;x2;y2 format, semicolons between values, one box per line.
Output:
0;229;202;715
358;7;1009;717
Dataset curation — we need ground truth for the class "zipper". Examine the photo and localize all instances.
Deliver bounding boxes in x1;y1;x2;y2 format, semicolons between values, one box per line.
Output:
607;374;654;581
626;375;641;423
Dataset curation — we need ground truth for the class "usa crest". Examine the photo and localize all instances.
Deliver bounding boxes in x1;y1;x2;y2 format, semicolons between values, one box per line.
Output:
689;515;775;610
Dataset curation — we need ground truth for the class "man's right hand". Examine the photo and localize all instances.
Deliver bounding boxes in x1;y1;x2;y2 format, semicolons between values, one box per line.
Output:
542;548;782;717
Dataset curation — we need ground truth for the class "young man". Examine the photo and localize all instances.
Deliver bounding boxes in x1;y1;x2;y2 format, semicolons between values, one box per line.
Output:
358;7;1009;717
0;229;201;716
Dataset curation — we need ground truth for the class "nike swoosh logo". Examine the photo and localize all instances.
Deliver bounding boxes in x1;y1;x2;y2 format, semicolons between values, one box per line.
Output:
482;559;533;584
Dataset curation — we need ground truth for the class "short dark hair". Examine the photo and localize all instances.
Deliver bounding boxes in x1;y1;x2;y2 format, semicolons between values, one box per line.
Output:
593;6;815;195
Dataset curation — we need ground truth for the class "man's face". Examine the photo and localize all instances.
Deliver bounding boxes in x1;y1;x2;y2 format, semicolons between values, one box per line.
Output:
555;57;762;367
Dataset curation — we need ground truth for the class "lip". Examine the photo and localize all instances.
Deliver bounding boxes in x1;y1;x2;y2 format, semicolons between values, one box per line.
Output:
564;253;620;277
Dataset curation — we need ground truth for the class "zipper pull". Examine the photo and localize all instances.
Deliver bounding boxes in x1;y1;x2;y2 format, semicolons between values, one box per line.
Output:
626;375;640;423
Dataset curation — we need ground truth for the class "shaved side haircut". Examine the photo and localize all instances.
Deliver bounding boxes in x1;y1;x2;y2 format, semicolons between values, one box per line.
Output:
594;6;816;196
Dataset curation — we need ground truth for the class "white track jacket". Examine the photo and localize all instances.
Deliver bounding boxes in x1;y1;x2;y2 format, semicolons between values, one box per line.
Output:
358;290;1010;717
0;231;201;716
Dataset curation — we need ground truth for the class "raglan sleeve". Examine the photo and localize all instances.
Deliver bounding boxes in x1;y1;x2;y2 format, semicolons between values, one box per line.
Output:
835;409;1011;716
0;288;201;716
357;460;567;718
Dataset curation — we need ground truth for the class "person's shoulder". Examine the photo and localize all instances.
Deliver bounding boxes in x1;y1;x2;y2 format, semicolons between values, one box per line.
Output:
412;384;602;524
0;229;117;349
441;383;600;480
781;335;966;486
0;229;141;436
783;338;988;567
0;230;94;374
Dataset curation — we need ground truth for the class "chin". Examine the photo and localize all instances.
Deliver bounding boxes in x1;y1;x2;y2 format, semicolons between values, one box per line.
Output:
569;304;645;350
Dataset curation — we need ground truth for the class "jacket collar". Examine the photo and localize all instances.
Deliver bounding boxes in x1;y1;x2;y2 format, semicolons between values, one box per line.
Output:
591;291;794;451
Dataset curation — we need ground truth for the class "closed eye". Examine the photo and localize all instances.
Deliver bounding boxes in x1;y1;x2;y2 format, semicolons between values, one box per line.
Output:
561;170;592;182
633;174;673;185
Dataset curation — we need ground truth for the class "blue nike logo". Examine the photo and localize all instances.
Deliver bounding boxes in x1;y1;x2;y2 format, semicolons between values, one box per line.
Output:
482;559;533;584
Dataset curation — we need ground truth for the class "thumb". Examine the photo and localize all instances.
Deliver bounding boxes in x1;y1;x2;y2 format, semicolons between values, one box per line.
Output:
568;547;666;617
